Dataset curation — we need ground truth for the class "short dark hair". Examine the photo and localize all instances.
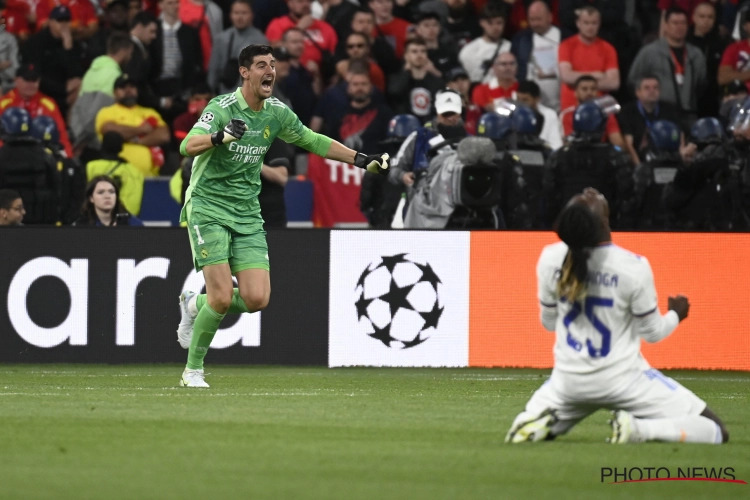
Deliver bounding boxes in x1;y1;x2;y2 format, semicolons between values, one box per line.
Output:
347;58;370;76
480;6;505;21
404;36;426;52
0;189;21;210
574;75;597;88
191;82;213;96
635;75;660;91
238;44;274;68
232;0;253;9
415;11;441;24
665;6;688;22
281;27;305;41
106;31;134;55
131;11;157;30
517;80;541;98
576;5;599;18
347;31;371;46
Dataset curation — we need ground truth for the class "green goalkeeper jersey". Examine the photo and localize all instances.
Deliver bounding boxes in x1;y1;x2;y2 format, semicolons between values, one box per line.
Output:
179;88;332;231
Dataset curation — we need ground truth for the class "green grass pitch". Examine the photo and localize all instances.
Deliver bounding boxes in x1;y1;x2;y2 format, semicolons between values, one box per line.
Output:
0;365;747;500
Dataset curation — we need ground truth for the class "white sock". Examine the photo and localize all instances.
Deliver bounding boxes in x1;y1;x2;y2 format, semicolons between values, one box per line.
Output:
188;295;199;316
634;416;722;444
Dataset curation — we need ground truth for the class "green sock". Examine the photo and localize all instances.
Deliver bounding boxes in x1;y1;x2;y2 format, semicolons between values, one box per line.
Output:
186;303;226;370
194;289;249;315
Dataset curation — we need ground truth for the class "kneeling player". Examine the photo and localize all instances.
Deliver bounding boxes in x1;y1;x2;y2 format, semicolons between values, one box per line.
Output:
506;188;728;444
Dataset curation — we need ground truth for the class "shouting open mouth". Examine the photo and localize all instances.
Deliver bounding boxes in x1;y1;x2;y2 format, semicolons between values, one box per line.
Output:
261;74;274;92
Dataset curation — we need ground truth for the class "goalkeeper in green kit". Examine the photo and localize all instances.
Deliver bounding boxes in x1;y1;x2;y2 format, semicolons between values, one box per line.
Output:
176;44;389;387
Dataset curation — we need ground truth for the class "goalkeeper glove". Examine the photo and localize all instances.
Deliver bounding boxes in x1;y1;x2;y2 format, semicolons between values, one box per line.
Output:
354;152;390;175
211;119;247;146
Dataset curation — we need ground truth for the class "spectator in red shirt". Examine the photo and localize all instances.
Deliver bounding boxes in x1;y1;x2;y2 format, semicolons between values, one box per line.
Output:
718;9;750;92
2;0;35;40
36;0;98;40
179;0;223;71
471;51;520;111
266;0;338;68
559;74;625;149
172;82;213;141
335;32;385;92
557;6;619;111
368;0;411;59
0;63;73;157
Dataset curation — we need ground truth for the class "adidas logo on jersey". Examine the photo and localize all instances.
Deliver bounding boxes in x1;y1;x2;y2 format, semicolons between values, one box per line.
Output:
218;94;238;109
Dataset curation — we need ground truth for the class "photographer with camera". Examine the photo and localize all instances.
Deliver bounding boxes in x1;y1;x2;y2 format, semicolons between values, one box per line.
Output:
388;89;467;197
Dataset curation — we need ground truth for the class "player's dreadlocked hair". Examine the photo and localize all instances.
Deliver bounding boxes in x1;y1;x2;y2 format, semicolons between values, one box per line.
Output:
554;203;602;302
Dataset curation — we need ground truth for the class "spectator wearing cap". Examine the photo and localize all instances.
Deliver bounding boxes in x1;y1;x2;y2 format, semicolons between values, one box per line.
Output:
95;75;170;177
85;0;131;62
208;0;268;95
0;63;73;157
265;0;338;69
557;6;619;113
271;47;293;108
628;7;706;120
388;37;444;122
0;12;19;93
280;28;319;126
389;88;466;192
445;66;482;135
718;8;750;94
471;52;519;112
21;5;84;116
459;6;511;84
36;0;98;40
688;1;729;117
0;189;25;226
515;80;563;150
414;11;459;78
85;131;145;216
150;0;203;118
511;0;561;111
335;32;385;92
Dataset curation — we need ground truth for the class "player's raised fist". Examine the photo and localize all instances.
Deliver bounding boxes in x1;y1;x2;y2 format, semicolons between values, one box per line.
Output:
668;295;690;322
354;152;390;175
211;118;247;146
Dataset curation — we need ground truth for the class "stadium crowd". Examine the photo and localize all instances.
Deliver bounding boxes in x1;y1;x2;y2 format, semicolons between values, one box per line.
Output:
0;0;749;229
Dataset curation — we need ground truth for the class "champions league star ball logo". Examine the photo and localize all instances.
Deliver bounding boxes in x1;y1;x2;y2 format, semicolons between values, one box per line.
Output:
355;254;444;349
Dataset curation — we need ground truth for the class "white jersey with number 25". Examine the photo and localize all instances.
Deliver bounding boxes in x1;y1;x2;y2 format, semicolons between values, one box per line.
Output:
537;242;663;381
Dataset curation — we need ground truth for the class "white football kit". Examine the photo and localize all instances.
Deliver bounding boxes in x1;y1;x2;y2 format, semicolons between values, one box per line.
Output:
510;242;719;441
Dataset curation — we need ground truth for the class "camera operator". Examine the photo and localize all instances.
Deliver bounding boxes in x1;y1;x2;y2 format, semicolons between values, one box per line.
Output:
388;89;467;198
633;120;684;229
403;136;501;229
664;116;749;230
544;97;636;229
0;107;60;225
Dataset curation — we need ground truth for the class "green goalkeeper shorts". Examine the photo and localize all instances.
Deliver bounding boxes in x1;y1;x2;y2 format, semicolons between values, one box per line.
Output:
186;208;269;273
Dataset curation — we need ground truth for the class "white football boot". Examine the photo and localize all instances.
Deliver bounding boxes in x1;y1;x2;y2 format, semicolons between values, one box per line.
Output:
505;409;558;443
179;368;209;388
177;290;198;349
608;410;644;443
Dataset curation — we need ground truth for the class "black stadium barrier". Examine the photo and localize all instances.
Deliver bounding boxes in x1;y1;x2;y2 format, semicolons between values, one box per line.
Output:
0;228;330;365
